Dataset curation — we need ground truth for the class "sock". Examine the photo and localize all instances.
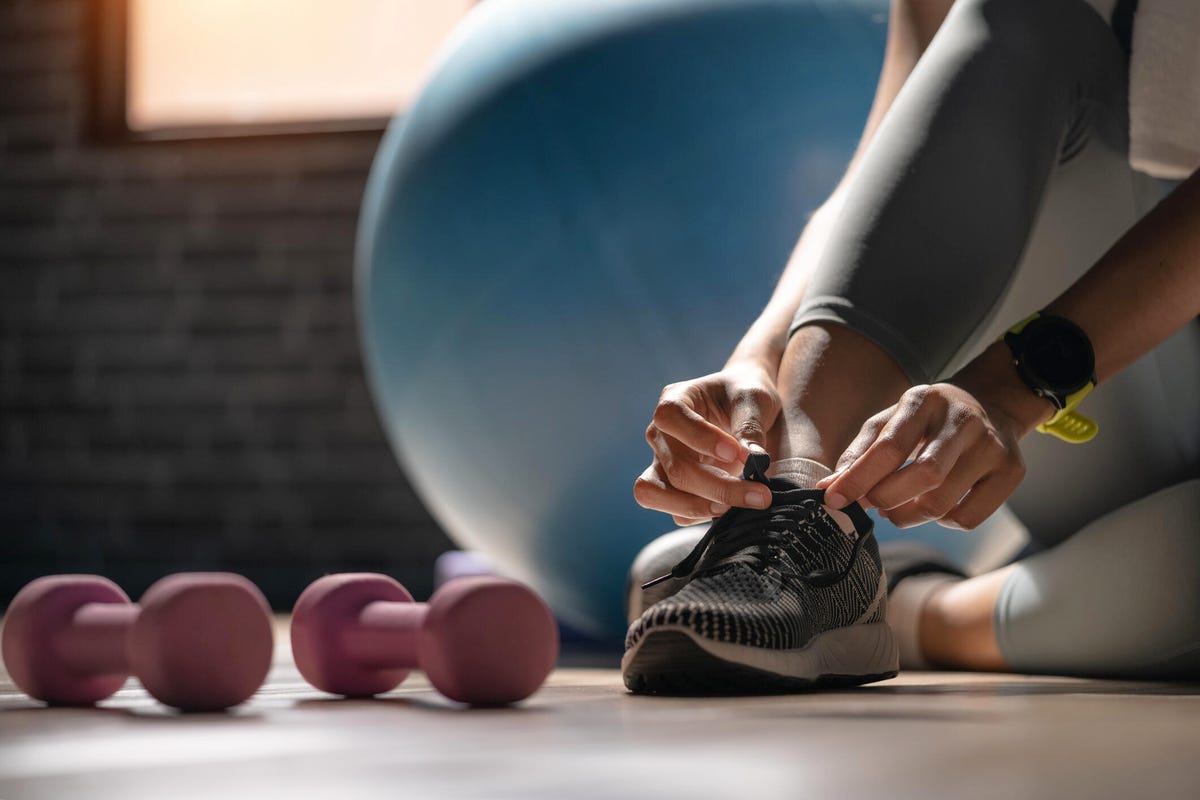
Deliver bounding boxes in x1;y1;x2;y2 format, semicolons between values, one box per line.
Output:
767;457;832;488
887;573;961;669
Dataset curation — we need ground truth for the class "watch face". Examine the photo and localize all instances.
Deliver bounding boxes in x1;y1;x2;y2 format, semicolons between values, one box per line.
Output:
1023;318;1094;393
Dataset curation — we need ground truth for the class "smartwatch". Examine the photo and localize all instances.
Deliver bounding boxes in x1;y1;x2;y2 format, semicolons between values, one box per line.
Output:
1001;312;1098;443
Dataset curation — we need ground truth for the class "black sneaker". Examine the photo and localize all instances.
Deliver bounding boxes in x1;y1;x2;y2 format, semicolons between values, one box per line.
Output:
622;453;898;694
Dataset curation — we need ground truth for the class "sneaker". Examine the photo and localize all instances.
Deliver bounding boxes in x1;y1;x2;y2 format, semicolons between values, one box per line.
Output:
624;526;706;624
622;453;898;694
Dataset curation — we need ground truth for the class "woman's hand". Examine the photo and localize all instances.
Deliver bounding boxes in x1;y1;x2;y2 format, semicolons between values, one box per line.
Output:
816;380;1031;530
634;363;782;526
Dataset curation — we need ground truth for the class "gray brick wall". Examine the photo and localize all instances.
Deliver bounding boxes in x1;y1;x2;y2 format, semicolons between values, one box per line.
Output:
0;0;453;606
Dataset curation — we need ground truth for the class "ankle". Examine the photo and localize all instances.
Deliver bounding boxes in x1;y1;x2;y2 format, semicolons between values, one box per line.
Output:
917;574;1008;671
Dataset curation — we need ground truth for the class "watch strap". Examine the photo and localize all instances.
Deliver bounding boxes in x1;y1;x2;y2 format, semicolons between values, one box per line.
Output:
1006;311;1041;336
1036;382;1098;443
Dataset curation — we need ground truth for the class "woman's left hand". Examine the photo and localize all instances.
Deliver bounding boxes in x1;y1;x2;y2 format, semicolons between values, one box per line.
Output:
816;382;1029;530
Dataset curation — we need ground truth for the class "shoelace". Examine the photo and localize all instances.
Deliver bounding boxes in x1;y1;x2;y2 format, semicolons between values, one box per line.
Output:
641;453;875;591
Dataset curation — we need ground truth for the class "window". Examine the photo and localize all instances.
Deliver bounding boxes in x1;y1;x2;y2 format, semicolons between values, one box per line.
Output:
93;0;475;140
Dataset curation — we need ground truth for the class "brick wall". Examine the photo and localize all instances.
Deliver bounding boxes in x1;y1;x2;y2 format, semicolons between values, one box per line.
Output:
0;0;453;606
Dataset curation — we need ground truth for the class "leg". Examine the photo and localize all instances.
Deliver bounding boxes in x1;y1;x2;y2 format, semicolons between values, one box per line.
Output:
770;323;908;468
919;566;1013;671
775;0;1131;464
922;480;1200;679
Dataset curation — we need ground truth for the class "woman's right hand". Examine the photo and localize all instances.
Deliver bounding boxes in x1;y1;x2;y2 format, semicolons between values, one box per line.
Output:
634;363;782;526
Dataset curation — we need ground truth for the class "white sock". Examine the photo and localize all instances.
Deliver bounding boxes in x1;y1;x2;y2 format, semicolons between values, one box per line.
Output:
887;573;961;670
767;457;832;487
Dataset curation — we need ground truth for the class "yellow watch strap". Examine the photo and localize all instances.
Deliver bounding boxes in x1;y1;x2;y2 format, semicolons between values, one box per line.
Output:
1036;382;1098;443
1006;312;1042;336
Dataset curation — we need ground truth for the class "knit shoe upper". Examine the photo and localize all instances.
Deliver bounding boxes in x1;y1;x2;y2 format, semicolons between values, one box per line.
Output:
625;483;885;655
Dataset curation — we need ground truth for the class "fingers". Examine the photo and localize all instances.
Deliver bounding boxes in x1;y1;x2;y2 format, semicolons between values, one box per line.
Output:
634;430;773;519
876;439;993;528
727;383;781;452
863;412;980;511
636;369;783;522
818;383;1027;530
942;458;1025;530
829;408;891;476
820;387;945;508
633;462;734;522
652;386;747;464
652;431;770;508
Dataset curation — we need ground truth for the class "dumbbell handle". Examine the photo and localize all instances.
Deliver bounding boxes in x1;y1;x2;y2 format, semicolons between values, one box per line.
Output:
56;602;139;676
342;601;426;667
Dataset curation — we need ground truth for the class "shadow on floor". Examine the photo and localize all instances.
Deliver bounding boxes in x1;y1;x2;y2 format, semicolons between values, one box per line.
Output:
857;677;1200;698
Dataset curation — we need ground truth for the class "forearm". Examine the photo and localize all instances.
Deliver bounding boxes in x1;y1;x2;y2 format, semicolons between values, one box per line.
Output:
1047;168;1200;384
956;168;1200;436
725;193;847;376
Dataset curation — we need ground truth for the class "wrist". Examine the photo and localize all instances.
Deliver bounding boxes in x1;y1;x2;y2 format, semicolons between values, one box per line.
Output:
949;342;1055;438
726;328;784;379
723;350;779;382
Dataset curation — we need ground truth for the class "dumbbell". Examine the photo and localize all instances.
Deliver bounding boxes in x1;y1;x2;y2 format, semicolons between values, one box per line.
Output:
291;573;558;705
2;573;274;711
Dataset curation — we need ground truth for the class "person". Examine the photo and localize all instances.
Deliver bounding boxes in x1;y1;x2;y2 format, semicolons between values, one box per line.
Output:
622;0;1200;693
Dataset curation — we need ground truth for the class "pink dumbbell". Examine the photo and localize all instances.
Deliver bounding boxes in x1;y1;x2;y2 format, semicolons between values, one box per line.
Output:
1;573;274;711
291;573;558;705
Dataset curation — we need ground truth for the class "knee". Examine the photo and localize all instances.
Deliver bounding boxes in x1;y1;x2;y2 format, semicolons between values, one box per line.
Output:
1096;481;1200;670
1001;481;1200;679
1121;481;1200;607
949;0;1112;67
957;0;1093;33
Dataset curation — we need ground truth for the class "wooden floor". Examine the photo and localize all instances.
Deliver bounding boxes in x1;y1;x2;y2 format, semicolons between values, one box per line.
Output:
3;618;1199;799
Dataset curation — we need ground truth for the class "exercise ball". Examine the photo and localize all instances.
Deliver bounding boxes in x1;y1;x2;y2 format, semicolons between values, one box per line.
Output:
357;0;888;639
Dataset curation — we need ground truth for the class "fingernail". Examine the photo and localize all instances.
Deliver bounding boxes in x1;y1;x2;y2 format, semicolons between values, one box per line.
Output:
745;442;766;454
715;441;738;462
711;501;730;515
824;491;847;509
745;490;770;508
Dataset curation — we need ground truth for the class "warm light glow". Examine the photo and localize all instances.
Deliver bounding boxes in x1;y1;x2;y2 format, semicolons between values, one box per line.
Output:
127;0;473;130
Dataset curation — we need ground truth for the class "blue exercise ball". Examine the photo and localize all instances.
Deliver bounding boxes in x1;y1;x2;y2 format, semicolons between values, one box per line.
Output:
357;0;888;639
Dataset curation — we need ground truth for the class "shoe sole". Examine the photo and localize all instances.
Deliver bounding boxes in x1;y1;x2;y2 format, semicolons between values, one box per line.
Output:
622;622;899;695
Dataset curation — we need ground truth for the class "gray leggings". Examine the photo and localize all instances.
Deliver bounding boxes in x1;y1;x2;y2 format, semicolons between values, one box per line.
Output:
790;0;1200;678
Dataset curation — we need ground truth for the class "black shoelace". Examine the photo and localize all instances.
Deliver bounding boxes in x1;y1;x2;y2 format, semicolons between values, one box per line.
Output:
641;453;875;591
